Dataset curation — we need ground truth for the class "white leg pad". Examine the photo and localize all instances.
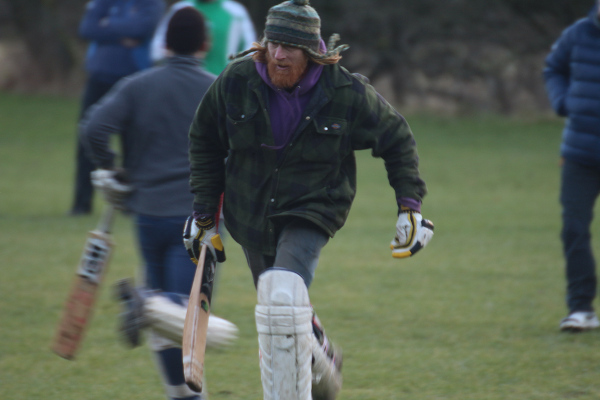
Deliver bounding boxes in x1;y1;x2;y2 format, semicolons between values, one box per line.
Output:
145;294;238;348
255;270;313;400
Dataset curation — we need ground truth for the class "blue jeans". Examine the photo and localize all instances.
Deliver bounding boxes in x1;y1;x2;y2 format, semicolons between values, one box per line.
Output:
560;160;600;312
136;214;196;295
136;214;201;400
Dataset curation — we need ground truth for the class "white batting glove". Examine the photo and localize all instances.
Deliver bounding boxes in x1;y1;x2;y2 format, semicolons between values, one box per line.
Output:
183;215;226;264
91;169;133;208
391;209;434;258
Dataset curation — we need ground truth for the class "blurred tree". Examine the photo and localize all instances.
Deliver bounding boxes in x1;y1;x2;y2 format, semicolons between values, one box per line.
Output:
306;0;593;113
0;0;595;112
3;0;84;86
237;0;276;35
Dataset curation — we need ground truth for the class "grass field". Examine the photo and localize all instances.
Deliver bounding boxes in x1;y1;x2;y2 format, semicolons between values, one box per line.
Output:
2;91;600;400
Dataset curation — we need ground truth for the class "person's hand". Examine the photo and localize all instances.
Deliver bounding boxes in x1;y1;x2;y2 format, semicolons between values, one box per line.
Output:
390;209;434;258
183;215;226;264
90;169;133;208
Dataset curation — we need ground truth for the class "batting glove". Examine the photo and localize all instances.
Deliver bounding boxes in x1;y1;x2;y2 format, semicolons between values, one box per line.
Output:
183;215;226;264
91;169;133;208
391;209;434;258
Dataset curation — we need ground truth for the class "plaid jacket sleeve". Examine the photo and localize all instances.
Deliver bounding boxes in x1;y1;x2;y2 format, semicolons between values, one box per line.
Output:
188;73;229;215
348;73;427;204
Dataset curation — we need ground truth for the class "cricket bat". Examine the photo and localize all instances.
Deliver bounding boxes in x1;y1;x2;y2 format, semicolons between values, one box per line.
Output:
52;204;116;360
182;244;216;392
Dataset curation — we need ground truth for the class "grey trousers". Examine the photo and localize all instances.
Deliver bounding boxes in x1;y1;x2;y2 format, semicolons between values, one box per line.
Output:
242;218;330;289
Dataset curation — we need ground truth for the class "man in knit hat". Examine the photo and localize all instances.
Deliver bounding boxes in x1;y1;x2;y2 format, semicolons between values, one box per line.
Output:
183;1;435;399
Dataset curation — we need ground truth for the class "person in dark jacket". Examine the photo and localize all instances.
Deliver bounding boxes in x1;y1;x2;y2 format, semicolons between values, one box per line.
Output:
182;1;434;399
544;1;600;331
80;8;235;400
69;0;165;215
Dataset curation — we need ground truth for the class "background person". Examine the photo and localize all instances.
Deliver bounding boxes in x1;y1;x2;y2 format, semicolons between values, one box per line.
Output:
544;0;600;332
183;0;435;399
69;0;165;216
151;0;256;75
151;0;256;239
80;8;225;400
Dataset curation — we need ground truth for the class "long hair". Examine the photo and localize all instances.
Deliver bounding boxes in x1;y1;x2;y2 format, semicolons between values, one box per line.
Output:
248;40;342;65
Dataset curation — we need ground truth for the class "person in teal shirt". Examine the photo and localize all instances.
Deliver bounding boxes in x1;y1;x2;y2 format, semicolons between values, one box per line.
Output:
151;0;256;75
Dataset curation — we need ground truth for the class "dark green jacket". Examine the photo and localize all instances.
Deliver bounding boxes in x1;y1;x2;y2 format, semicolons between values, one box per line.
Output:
189;56;426;255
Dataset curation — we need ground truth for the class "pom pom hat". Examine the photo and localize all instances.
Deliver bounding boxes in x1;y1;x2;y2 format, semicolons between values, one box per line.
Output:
263;0;348;59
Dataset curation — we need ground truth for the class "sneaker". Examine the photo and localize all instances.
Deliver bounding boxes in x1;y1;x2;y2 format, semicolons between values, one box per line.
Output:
114;279;147;347
560;311;600;332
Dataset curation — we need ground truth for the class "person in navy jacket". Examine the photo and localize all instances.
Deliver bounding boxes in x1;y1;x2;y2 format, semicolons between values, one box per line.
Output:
69;0;165;215
544;0;600;331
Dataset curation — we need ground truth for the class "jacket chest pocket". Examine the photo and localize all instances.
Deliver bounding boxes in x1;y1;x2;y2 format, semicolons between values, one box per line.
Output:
301;117;348;162
226;103;259;150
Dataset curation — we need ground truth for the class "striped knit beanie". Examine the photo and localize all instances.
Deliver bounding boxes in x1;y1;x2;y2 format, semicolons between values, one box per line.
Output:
263;0;348;60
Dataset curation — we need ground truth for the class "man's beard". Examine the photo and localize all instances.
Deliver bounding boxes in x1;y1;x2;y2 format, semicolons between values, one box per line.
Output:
266;51;308;89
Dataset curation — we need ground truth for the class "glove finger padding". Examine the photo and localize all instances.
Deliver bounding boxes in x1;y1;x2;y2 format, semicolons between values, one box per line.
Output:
391;212;434;258
182;215;226;264
210;234;226;263
183;216;201;264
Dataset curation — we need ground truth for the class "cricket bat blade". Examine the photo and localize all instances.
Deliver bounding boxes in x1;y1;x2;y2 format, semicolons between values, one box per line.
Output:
182;244;215;392
52;205;116;360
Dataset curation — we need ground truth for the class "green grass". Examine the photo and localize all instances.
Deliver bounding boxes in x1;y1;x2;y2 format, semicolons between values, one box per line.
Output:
1;91;599;399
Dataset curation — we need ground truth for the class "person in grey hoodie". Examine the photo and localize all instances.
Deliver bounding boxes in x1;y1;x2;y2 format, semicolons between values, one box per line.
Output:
80;8;228;400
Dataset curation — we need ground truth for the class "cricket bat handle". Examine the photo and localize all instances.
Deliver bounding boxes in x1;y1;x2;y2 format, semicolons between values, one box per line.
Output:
96;204;116;234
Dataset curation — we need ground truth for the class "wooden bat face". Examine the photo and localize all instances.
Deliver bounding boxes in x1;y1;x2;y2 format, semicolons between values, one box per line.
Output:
183;245;216;392
52;230;114;360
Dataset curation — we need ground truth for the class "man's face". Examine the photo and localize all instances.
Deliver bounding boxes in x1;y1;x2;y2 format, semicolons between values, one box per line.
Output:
266;42;308;89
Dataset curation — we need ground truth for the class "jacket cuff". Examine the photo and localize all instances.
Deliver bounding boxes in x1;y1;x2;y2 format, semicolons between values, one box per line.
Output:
193;211;214;221
193;202;212;215
397;197;421;213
